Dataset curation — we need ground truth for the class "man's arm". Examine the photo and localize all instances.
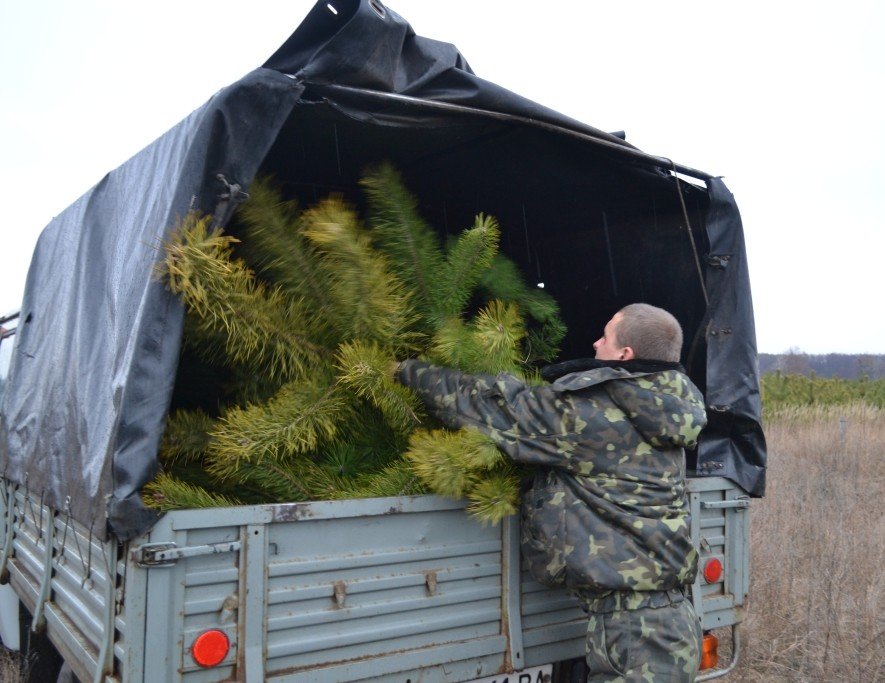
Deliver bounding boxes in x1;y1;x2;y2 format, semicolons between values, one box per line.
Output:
395;359;577;467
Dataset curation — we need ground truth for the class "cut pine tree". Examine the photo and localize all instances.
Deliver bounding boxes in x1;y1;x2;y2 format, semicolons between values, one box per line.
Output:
148;163;565;524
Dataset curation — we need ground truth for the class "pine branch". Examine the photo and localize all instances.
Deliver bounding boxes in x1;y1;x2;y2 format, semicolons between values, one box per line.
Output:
159;409;215;467
143;473;242;511
470;300;525;375
526;316;567;364
302;197;419;350
429;317;487;371
480;255;567;363
335;340;423;434
439;213;500;318
206;378;351;479
360;163;446;324
455;429;504;471
338;460;425;499
403;428;504;498
404;429;476;498
431;303;525;376
479;255;532;308
162;213;329;380
403;428;511;524
466;469;520;526
234;457;347;503
236;177;339;343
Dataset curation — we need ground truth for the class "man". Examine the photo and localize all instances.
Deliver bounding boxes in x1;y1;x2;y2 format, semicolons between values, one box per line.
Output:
395;303;706;681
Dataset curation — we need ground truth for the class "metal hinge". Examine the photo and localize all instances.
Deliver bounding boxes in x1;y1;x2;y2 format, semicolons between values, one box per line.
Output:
701;497;750;510
131;541;242;567
705;254;732;269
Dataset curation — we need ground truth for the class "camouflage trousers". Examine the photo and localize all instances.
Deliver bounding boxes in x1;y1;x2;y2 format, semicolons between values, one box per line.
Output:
574;587;702;682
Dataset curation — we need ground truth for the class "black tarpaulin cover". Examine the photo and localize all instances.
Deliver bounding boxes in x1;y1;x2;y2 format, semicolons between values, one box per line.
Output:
0;0;766;542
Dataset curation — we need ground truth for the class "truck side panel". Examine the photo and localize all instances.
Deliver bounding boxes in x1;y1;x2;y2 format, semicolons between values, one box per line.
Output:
141;497;528;682
690;478;749;630
1;478;745;682
1;486;116;683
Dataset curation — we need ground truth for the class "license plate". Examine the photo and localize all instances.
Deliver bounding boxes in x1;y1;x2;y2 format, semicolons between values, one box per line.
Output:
466;663;552;683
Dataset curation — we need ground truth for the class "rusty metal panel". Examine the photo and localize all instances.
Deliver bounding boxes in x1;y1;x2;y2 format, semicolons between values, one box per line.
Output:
262;498;507;680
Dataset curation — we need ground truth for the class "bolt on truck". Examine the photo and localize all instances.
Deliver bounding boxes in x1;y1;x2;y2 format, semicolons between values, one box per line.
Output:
0;1;764;681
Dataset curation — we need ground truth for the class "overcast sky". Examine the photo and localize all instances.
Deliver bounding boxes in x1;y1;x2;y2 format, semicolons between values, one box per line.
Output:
1;0;882;353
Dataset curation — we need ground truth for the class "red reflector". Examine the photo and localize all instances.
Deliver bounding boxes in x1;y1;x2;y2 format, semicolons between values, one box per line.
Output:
703;557;723;584
700;633;719;670
192;629;230;668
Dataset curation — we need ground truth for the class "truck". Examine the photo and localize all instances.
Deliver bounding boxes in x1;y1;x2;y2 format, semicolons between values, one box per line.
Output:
0;1;765;681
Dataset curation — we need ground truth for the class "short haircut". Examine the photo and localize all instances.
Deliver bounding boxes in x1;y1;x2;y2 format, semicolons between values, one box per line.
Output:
616;303;683;362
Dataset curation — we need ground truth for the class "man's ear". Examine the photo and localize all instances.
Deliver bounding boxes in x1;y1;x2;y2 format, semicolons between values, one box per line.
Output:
620;347;635;361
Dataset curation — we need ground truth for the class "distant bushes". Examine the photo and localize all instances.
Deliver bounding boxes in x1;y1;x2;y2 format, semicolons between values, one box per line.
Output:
760;370;885;413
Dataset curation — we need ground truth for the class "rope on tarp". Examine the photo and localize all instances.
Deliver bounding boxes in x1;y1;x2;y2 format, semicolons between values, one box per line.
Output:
671;161;710;308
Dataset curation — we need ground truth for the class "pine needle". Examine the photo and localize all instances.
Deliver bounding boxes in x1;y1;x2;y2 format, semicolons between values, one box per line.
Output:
456;429;504;471
480;255;567;363
466;470;520;526
361;163;446;325
327;404;409;475
429;317;484;371
302;197;418;350
143;473;242;511
336;460;425;499
526;316;567;364
235;458;347;503
404;429;485;498
335;340;423;433
471;300;525;374
206;378;351;479
159;409;215;467
236;178;340;343
162;212;328;380
439;213;500;318
430;303;527;376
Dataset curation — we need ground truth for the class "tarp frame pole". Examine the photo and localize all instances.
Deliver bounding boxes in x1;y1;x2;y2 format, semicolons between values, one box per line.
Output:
307;83;715;182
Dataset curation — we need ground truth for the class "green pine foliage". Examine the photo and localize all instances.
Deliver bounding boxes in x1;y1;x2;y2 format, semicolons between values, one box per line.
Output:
205;378;350;480
429;301;526;376
437;214;500;318
143;473;242;512
466;469;520;526
158;409;215;468
338;460;423;499
301;197;419;349
360;164;446;326
335;341;423;434
163;213;327;380
471;300;526;373
480;255;566;364
152;162;567;525
761;371;885;415
236;178;339;346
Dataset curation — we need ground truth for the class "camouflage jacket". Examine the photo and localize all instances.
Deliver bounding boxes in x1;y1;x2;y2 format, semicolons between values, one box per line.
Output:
396;359;707;595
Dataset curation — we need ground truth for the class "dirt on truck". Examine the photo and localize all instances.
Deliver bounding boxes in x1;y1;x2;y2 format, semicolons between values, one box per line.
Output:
0;1;765;681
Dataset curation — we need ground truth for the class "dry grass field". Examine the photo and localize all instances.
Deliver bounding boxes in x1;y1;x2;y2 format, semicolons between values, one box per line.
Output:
0;650;23;683
734;404;884;682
